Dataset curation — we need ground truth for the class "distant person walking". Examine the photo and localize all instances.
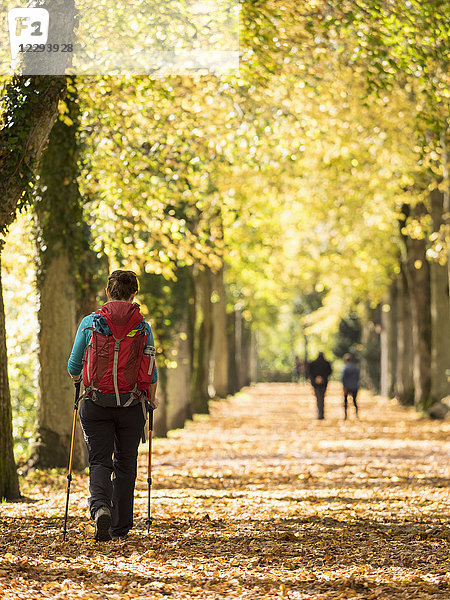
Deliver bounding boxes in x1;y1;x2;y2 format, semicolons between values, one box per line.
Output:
341;353;360;419
293;355;302;382
308;351;332;420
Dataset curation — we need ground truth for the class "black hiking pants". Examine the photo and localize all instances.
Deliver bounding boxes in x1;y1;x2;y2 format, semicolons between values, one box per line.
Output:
313;384;327;419
80;399;145;537
344;388;359;418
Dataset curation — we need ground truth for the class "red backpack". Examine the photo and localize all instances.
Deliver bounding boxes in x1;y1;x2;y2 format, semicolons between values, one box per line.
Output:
82;302;155;407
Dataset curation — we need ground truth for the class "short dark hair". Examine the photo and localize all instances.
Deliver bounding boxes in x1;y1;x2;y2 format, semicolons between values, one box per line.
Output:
107;270;138;300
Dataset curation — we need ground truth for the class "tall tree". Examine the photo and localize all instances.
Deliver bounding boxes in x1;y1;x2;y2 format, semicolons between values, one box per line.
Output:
31;83;91;468
0;260;20;499
403;203;433;410
0;0;78;497
139;268;193;435
191;266;213;414
0;75;67;498
211;267;229;398
395;265;415;405
429;189;450;401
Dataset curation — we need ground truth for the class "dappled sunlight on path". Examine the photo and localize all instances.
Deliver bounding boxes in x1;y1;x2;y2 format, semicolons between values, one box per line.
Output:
1;383;449;599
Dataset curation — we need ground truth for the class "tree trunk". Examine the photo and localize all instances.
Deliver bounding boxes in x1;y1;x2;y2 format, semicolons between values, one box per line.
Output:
429;189;450;401
380;283;398;398
30;83;91;469
191;268;213;414
405;203;432;411
31;249;86;468
166;316;191;430
211;268;229;398
0;74;68;496
360;305;381;393
387;282;398;398
0;77;66;231
235;309;243;387
250;330;258;384
239;318;252;389
76;248;108;324
0;254;20;500
395;266;415;405
0;75;66;487
227;310;239;395
153;367;168;438
439;131;450;292
187;271;196;419
380;306;389;398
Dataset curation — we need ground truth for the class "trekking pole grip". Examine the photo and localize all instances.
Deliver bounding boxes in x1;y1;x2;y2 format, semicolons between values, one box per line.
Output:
74;381;81;409
148;404;154;430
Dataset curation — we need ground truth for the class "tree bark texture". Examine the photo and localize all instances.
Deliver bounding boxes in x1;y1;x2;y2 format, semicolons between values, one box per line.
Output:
165;317;191;431
380;283;398;398
33;249;86;468
404;203;432;410
0;73;66;488
75;249;108;325
31;83;89;468
191;268;213;414
0;255;20;500
0;77;66;232
249;330;258;384
211;268;229;398
380;307;389;399
0;57;67;495
227;310;240;396
239;318;252;389
395;265;415;405
386;282;398;398
153;367;168;438
429;189;450;401
360;306;381;393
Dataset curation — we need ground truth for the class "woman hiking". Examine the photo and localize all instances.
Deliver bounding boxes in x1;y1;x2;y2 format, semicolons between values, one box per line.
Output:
67;270;158;541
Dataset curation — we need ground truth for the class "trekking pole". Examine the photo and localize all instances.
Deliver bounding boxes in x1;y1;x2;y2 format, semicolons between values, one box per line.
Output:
146;407;154;533
63;381;81;541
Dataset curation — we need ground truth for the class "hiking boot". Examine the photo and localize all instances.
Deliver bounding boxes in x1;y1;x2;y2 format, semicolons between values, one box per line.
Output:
94;506;112;542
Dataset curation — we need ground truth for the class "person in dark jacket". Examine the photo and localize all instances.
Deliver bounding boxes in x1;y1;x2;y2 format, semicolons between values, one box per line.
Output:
308;351;332;420
341;353;360;419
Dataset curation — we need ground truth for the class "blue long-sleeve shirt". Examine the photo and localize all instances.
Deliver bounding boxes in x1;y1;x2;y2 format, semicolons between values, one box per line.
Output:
68;313;158;383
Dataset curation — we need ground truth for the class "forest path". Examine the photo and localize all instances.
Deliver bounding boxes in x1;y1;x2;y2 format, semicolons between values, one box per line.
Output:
1;382;449;599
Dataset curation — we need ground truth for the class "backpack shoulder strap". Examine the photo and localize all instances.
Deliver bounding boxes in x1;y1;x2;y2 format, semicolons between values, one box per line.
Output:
112;335;125;406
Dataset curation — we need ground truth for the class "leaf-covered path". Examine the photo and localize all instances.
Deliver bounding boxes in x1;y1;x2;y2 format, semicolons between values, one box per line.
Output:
1;383;449;599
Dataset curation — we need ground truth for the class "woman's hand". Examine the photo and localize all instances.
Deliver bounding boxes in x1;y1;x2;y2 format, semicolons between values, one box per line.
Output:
69;372;82;384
